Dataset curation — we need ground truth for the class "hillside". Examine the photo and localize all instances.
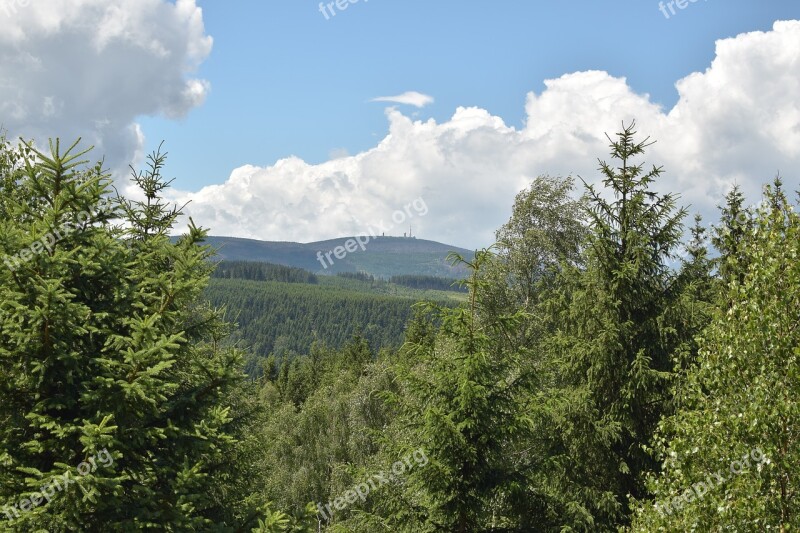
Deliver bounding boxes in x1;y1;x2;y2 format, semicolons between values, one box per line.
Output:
201;235;474;279
204;276;461;375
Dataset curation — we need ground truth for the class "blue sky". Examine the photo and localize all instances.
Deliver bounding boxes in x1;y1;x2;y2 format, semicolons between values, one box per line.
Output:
140;0;799;189
1;1;799;248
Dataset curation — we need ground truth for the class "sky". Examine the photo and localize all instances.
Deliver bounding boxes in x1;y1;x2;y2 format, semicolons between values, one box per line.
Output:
1;0;799;249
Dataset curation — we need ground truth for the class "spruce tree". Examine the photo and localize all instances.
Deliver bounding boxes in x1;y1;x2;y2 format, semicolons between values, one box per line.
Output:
0;139;254;530
368;249;534;531
666;214;715;378
539;122;688;529
712;185;755;304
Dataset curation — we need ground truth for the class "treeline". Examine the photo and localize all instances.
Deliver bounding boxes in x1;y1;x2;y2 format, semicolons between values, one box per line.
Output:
336;271;374;282
389;274;467;292
211;259;318;284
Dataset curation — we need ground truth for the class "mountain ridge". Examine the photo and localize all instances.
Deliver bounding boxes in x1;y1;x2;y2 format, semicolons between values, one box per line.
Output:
201;235;475;279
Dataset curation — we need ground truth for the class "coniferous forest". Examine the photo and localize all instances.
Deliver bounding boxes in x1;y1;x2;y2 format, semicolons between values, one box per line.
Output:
1;122;798;532
211;260;320;284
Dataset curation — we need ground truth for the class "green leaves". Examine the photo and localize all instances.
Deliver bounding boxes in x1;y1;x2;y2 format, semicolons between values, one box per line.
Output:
633;179;800;531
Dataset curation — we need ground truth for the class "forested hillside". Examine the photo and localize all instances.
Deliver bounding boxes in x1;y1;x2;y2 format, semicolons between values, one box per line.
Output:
1;126;798;531
204;276;457;375
211;260;319;284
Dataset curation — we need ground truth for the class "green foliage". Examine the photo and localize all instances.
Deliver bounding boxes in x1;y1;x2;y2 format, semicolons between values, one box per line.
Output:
389;274;468;293
250;503;317;532
490;174;588;313
0;133;31;220
712;185;754;288
632;179;800;531
2;127;795;532
212;260;318;284
319;273;467;302
535;122;696;529
663;214;716;401
204;277;454;375
247;338;400;527
0;139;258;530
336;271;374;283
364;249;535;531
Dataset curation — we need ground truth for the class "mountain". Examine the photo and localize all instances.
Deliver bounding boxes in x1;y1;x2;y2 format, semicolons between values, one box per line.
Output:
201;235;474;279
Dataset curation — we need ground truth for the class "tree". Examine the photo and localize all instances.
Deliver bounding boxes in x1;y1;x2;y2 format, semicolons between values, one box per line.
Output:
538;122;689;529
486;175;587;318
632;179;799;531
0;133;30;220
0;139;257;530
363;249;535;531
249;338;399;530
665;214;715;379
712;185;754;289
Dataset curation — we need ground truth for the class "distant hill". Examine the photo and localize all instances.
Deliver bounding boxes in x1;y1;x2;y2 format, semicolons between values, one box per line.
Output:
205;276;461;374
201;235;474;279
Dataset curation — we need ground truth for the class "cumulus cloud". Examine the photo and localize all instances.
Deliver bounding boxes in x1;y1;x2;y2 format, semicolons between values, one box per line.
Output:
0;0;211;176
172;21;800;249
371;91;435;108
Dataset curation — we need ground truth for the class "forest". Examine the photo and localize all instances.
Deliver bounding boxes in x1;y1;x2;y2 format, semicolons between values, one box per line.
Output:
211;260;320;284
389;274;468;293
0;123;797;531
203;276;453;376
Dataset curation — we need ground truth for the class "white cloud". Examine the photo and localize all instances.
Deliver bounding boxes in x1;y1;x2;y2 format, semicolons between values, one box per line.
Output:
0;0;211;176
371;91;435;108
173;21;800;249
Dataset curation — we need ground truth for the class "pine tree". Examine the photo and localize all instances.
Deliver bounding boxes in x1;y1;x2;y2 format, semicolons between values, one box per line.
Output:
538;122;688;529
368;249;534;531
667;214;715;376
0;139;255;530
0;134;29;220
